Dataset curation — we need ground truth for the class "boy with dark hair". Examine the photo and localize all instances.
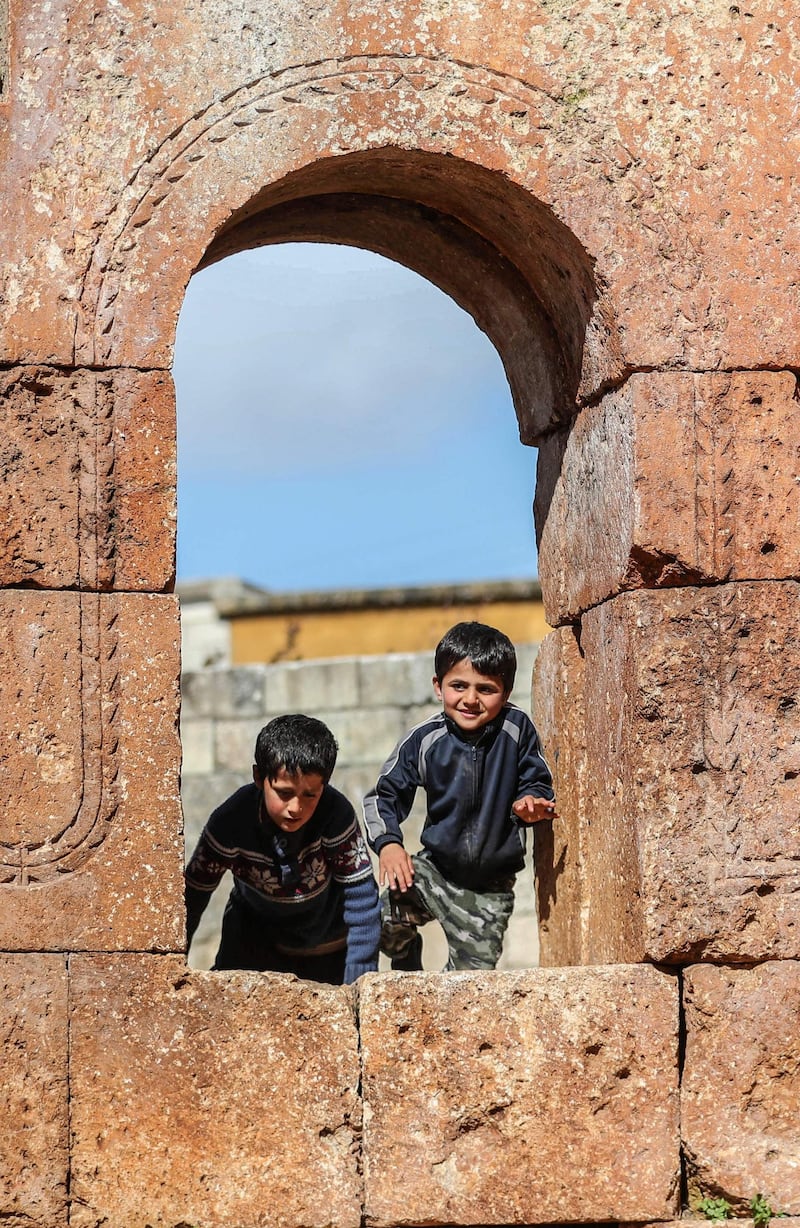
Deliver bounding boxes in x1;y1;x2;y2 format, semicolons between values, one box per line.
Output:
185;713;381;984
363;622;556;971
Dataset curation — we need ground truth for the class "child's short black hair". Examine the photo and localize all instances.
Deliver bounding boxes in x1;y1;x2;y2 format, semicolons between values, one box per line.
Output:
254;714;338;783
434;621;517;692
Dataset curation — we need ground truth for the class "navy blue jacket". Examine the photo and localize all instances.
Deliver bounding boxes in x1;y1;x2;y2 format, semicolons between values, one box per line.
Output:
363;704;554;891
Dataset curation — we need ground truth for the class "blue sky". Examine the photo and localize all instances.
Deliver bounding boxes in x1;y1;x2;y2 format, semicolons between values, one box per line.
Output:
173;243;539;592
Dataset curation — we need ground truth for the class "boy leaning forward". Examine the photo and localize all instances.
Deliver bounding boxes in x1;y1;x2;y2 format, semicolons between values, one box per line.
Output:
185;714;381;985
363;621;557;971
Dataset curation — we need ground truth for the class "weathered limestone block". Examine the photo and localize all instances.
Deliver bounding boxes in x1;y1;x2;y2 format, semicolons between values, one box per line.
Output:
360;966;680;1226
179;715;214;776
208;665;269;718
682;962;800;1213
533;583;800;966
264;657;361;713
531;626;592;965
356;653;439;709
535;625;648;965
213;715;264;772
317;706;407;766
0;955;69;1228
0;366;176;591
537;372;800;624
0;591;183;951
181;771;241;842
69;955;363;1228
180;667;240;719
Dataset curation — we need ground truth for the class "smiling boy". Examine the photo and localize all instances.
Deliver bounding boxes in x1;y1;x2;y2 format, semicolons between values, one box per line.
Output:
185;714;381;984
363;622;556;971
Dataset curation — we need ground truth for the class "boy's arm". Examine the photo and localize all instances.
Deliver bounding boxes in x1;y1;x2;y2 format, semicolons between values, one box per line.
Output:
512;714;556;825
341;875;382;982
362;729;422;864
325;804;382;982
184;824;230;950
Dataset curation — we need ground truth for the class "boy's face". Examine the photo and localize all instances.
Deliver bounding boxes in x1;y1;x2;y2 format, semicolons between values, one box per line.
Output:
253;766;325;832
433;658;509;733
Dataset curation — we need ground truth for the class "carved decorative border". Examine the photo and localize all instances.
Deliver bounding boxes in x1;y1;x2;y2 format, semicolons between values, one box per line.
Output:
0;373;120;884
74;54;571;363
0;593;120;886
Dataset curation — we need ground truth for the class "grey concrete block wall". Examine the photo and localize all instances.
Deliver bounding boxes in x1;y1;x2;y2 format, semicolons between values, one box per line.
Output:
181;645;542;971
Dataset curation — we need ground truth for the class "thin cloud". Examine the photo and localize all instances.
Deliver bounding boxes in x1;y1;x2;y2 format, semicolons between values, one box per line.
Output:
174;244;506;477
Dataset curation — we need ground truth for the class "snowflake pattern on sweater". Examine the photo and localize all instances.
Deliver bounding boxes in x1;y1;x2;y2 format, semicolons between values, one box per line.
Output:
187;803;373;901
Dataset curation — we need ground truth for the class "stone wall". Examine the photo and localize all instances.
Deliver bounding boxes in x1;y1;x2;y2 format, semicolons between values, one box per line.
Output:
3;0;800;1224
181;646;542;971
0;0;6;97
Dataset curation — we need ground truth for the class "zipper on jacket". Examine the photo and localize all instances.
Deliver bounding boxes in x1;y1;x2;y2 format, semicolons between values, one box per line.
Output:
471;745;479;810
466;744;479;862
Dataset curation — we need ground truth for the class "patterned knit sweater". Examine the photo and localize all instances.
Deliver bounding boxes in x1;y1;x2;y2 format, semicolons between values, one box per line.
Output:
185;782;381;982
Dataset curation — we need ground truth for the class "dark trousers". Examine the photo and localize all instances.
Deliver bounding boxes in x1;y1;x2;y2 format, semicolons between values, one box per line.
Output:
213;895;346;986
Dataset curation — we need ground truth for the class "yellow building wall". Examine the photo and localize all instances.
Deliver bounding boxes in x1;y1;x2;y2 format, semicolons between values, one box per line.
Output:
230;600;549;664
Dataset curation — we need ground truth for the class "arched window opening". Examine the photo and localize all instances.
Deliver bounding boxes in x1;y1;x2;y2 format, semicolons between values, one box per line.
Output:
174;242;547;975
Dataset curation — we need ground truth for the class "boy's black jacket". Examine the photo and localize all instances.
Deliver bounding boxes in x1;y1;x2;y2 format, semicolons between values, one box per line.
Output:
363;704;554;891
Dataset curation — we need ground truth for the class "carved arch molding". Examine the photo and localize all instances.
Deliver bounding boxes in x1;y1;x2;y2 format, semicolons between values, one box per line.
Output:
76;54;624;412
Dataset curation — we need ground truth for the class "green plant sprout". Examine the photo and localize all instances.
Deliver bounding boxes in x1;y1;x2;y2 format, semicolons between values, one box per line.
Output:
697;1192;789;1223
750;1193;788;1226
699;1195;732;1220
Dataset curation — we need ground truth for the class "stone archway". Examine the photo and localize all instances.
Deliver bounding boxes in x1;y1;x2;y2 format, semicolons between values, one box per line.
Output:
5;42;798;973
5;51;631;955
4;8;800;1226
58;63;626;979
68;47;800;977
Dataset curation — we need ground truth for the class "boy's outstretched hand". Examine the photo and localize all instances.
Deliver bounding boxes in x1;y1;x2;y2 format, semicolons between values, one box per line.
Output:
512;795;558;824
379;843;415;891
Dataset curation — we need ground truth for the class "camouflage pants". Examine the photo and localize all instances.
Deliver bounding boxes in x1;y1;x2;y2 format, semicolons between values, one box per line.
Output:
380;849;515;971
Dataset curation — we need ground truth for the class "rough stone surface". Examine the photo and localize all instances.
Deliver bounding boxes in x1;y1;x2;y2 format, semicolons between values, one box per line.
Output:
533;621;648;966
0;366;176;592
0;591;183;951
537;372;800;624
0;955;69;1228
360;966;680;1226
69;955;363;1228
682;962;800;1215
533;583;800;966
530;628;582;963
